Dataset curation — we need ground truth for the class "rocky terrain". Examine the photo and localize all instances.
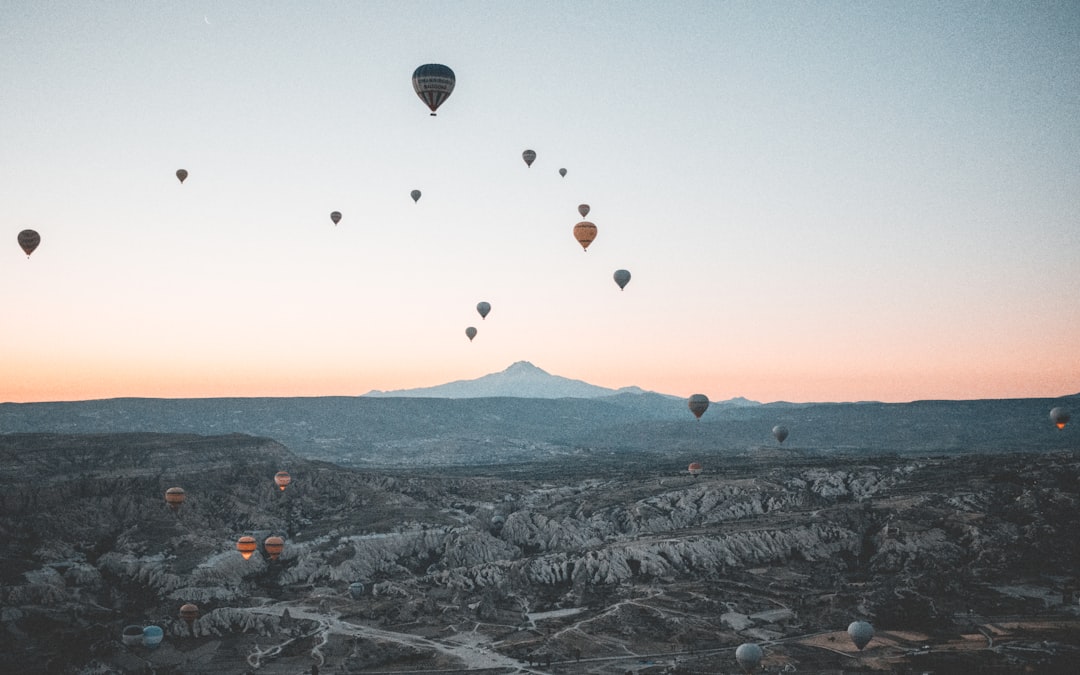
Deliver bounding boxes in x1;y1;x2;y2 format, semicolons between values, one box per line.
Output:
2;433;1079;673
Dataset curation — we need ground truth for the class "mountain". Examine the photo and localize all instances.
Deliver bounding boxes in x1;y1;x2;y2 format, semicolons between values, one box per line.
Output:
364;360;653;399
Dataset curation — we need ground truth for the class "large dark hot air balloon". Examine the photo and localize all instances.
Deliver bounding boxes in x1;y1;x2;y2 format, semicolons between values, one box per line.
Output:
165;487;186;512
477;301;491;319
465;326;477;342
578;204;590;218
522;149;536;167
848;620;874;650
412;64;455;115
330;211;342;225
17;229;40;257
688;394;709;419
613;269;631;290
772;425;789;444
176;169;188;184
237;536;257;560
559;168;567;177
573;221;597;251
411;189;421;203
688;462;702;476
1050;407;1070;430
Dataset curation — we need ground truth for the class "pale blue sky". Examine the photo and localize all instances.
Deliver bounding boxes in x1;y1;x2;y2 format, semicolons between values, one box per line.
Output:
2;1;1078;403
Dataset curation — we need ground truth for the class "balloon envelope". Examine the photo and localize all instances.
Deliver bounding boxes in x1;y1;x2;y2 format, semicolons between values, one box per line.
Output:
179;603;199;623
1050;407;1070;430
165;487;185;511
522;149;536;167
264;536;285;560
559;168;567;177
274;471;291;491
848;620;874;650
688;394;709;419
772;425;789;443
573;221;597;251
122;625;143;647
349;582;365;599
735;643;763;673
17;229;40;257
412;63;455;115
411;189;421;202
476;301;491;319
330;211;341;225
143;625;164;649
613;269;631;290
237;536;257;560
578;204;590;218
175;169;187;183
465;326;477;341
688;462;702;476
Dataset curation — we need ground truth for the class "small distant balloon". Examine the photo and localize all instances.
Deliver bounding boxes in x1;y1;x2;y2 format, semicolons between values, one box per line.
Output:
330;211;342;225
411;189;421;203
237;536;257;560
522;149;536;167
349;582;365;599
688;394;709;419
176;169;188;184
559;168;567;177
613;269;631;290
1050;407;1070;430
17;229;40;257
578;204;590;218
165;487;186;512
688;462;702;476
122;625;143;647
179;603;199;625
772;425;789;444
142;626;164;649
412;63;455;115
848;620;874;650
477;301;491;319
573;221;597;251
465;326;477;341
264;536;285;561
735;643;763;673
274;471;291;491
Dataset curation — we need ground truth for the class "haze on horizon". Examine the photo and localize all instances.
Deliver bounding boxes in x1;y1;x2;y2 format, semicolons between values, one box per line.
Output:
2;2;1078;405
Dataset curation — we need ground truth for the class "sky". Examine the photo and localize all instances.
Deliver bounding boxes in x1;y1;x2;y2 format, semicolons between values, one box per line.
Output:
2;1;1078;404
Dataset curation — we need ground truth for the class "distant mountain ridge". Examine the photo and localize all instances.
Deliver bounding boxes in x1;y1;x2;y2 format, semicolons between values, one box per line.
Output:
365;360;658;399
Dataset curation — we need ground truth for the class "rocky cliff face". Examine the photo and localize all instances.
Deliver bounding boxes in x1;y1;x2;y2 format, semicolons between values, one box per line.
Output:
2;433;1078;673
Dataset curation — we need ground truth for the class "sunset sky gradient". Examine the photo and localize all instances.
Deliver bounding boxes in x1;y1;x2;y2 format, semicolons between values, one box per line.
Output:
2;1;1078;404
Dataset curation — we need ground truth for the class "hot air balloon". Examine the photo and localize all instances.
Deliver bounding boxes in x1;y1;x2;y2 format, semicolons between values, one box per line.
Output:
122;625;143;647
176;169;188;184
1050;407;1070;430
735;643;763;673
165;487;186;512
573;221;597;251
411;189;421;203
143;626;164;649
578;204;590;218
477;301;491;319
412;63;455;115
613;269;631;290
349;582;365;599
274;471;291;491
465;326;477;342
772;425;789;444
848;620;874;650
237;536;257;560
688;394;709;419
179;603;199;637
522;149;536;167
688;462;702;476
264;536;285;561
559;168;567;177
330;211;342;225
17;229;40;257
